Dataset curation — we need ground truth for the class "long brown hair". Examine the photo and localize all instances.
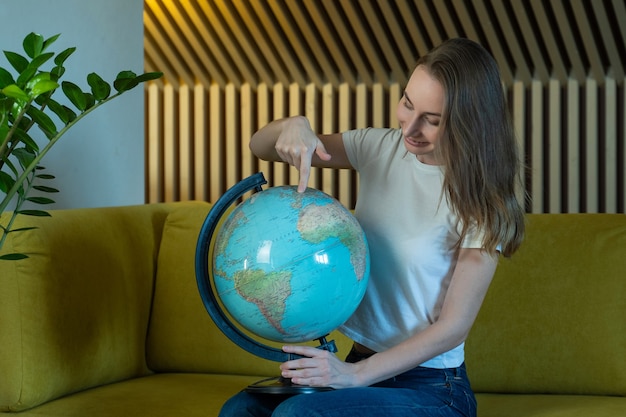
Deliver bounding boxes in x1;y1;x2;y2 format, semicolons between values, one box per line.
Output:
417;38;525;257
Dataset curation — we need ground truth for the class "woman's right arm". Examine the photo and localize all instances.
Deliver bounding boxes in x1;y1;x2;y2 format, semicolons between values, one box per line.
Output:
250;116;352;192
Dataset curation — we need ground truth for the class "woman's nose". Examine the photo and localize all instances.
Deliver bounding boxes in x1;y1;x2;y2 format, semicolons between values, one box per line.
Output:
404;116;422;137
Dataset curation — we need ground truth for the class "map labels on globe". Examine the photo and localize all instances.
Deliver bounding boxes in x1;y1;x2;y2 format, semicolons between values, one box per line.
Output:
213;185;370;343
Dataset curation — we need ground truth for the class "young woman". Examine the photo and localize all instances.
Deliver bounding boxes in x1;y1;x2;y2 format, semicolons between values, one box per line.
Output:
219;37;525;417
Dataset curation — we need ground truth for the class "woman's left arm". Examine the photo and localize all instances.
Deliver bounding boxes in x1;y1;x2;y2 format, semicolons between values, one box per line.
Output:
281;248;498;388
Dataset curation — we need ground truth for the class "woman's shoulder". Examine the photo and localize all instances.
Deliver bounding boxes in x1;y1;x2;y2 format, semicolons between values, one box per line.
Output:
343;128;403;168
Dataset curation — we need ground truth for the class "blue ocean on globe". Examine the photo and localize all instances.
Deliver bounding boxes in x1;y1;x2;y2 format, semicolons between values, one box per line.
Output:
212;185;370;343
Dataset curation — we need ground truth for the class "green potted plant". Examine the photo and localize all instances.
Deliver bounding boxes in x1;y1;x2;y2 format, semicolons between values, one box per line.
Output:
0;32;162;260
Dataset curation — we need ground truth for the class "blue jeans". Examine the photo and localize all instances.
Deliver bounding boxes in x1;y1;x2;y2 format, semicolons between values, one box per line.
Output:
219;348;477;417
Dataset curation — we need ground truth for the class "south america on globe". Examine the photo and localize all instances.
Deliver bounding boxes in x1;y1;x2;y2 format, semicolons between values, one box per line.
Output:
212;185;370;343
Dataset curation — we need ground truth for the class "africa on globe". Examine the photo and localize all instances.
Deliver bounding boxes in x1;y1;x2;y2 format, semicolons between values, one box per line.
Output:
212;185;370;344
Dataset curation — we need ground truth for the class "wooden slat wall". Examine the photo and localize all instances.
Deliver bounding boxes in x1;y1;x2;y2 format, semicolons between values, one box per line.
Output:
144;0;626;213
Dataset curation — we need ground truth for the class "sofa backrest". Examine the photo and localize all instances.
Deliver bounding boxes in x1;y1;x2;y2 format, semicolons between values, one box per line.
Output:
466;213;626;396
0;204;174;412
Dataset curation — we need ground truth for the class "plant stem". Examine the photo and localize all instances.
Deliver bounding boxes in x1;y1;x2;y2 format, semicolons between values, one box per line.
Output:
0;92;123;214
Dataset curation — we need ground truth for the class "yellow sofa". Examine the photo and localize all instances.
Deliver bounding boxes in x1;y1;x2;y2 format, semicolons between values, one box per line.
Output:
1;202;625;416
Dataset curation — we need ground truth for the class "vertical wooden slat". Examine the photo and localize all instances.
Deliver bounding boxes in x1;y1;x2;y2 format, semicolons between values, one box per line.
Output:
304;83;320;190
225;84;239;191
604;77;618;213
272;83;288;186
320;83;335;197
240;83;255;182
178;84;193;201
288;83;302;185
585;78;599;213
548;80;562;213
194;84;208;201
530;80;544;213
511;81;527;208
209;84;224;202
622;84;626;213
567;78;581;213
338;83;353;208
372;83;385;127
388;83;401;129
355;84;368;129
147;83;162;203
256;83;272;181
163;84;178;202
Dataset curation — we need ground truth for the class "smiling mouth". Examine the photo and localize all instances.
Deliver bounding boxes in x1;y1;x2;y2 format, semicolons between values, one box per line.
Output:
405;136;428;147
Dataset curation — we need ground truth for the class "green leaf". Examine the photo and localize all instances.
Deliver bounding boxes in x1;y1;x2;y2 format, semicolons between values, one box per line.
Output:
11;99;25;121
13;147;36;169
36;174;55;180
46;98;70;124
0;67;15;89
27;106;57;138
3;51;28;73
113;70;139;92
42;34;61;53
12;128;40;153
61;81;86;111
27;196;55;205
51;65;65;82
23;32;44;59
84;93;96;110
0;253;29;261
31;79;59;97
27;73;59;97
87;73;111;101
33;185;59;193
2;84;29;102
0;171;15;193
17;209;51;217
0;97;13;115
135;71;164;83
17;52;55;88
53;46;75;66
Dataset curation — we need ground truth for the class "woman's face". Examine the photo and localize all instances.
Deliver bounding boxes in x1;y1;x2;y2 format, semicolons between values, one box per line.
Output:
396;65;444;165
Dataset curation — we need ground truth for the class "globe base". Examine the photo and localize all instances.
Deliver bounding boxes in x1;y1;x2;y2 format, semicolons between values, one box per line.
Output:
246;376;333;395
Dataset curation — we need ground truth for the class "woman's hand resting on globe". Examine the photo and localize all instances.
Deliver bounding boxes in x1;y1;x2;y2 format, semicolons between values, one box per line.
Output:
280;345;361;389
274;116;332;192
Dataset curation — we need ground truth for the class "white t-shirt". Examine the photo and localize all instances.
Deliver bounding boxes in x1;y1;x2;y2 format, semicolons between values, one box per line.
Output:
338;128;484;369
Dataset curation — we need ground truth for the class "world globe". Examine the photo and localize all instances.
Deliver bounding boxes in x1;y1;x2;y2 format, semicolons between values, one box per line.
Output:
195;172;370;393
214;182;370;343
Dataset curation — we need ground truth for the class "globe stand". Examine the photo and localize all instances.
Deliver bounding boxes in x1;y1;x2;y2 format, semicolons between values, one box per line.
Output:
246;336;336;394
195;173;342;396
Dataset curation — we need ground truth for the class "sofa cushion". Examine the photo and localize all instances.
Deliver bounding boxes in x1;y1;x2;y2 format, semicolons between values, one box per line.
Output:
0;205;167;412
0;373;260;417
466;214;626;396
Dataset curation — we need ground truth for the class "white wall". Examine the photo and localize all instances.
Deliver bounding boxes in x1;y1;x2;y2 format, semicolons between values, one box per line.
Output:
0;0;144;209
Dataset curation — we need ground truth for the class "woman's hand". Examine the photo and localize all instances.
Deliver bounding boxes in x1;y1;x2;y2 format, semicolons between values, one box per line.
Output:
280;345;360;389
274;116;331;192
